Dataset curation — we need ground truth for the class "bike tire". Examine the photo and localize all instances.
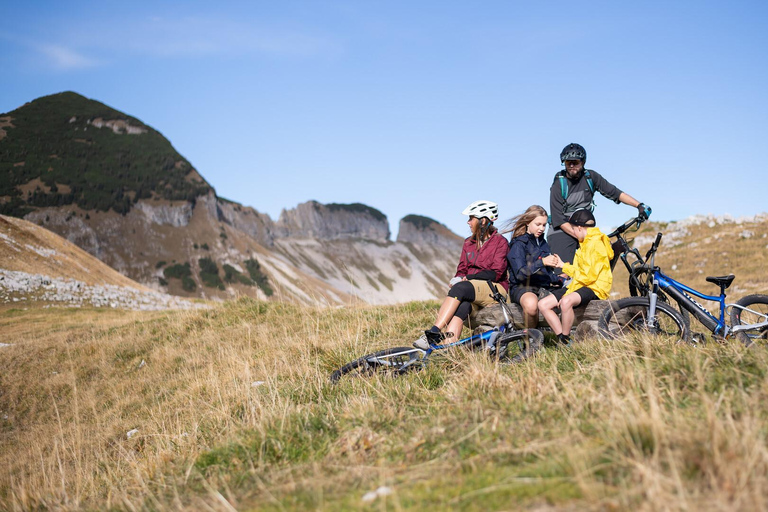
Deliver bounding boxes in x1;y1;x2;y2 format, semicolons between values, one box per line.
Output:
330;346;424;383
629;267;690;324
599;297;690;342
495;328;544;363
730;294;768;347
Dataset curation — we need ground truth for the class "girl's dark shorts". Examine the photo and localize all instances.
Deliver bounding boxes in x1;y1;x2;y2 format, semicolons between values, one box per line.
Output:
551;286;599;305
511;286;551;305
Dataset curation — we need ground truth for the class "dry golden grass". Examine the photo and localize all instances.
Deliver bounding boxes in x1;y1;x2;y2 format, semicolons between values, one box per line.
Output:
3;297;768;510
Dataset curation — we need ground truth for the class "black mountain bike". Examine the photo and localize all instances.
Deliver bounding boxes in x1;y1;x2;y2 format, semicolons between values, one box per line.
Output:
599;219;768;345
331;282;544;382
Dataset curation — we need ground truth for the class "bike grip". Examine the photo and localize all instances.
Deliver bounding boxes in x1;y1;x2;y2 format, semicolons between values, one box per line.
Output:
646;232;662;260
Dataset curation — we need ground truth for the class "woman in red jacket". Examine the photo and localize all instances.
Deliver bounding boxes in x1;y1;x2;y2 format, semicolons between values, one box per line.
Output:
413;200;509;350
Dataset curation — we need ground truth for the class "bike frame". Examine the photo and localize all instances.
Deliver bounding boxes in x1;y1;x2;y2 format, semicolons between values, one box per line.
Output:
424;323;513;355
653;271;768;337
653;270;728;335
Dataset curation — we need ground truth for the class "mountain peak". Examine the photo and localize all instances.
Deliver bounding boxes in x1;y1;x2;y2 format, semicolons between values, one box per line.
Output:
0;91;211;217
277;201;390;240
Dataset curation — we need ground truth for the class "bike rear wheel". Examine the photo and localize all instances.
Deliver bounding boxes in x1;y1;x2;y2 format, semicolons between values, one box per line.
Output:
599;297;690;342
495;328;544;363
330;346;424;383
730;294;768;347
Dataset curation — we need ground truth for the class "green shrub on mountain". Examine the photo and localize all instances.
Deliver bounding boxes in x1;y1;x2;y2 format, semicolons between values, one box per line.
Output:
244;258;273;296
0;91;211;216
163;262;191;280
199;258;224;290
223;264;254;286
162;262;196;292
402;214;440;230
325;202;386;222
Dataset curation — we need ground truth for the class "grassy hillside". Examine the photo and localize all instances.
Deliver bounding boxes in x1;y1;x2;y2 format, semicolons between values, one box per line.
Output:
0;214;147;289
0;91;210;217
2;299;768;510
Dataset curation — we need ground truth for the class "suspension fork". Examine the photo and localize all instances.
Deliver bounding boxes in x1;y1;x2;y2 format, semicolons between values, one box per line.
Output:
644;235;663;328
647;290;660;328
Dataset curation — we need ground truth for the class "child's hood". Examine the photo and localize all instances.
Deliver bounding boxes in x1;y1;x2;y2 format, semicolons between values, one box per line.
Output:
585;227;614;259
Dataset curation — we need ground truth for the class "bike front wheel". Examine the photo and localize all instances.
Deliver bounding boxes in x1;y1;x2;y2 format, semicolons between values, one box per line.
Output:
730;294;768;347
330;346;425;383
629;267;690;324
495;328;544;363
599;297;690;342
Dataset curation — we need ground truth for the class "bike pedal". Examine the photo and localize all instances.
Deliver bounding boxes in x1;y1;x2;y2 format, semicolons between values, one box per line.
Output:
690;332;707;345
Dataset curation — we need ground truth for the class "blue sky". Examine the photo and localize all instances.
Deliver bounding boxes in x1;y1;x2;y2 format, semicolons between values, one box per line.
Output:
1;1;767;239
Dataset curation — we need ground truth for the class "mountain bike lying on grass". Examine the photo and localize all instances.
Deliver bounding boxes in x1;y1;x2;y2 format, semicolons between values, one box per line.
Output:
599;220;768;345
330;282;544;383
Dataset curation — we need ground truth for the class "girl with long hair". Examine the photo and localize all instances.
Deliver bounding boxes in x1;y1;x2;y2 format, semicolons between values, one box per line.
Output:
505;205;563;328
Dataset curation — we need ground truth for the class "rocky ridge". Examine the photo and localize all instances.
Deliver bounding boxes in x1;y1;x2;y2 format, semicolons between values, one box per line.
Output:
15;192;464;305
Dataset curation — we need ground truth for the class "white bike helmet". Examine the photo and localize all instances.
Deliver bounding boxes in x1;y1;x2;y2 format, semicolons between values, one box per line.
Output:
462;200;498;222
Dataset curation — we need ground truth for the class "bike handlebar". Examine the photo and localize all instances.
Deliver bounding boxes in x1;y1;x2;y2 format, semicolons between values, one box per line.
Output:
606;214;646;238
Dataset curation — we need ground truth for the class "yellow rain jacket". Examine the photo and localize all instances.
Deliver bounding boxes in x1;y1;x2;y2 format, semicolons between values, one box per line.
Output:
561;227;614;300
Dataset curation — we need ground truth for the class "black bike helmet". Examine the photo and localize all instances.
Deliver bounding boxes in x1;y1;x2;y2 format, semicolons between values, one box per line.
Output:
560;143;587;164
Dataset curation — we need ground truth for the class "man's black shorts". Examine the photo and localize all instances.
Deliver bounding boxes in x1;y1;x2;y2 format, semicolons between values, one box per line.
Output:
551;286;598;306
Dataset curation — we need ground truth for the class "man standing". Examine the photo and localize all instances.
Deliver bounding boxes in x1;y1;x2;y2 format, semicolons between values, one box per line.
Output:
548;143;651;264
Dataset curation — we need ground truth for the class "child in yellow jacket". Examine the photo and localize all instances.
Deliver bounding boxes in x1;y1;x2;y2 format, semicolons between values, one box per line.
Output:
538;209;613;345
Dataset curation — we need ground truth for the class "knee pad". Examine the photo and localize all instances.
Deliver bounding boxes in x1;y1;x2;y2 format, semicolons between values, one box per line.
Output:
448;281;475;303
454;300;473;321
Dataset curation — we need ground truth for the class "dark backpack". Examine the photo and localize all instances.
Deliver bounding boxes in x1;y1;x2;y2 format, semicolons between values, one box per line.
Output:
549;169;597;225
556;169;594;200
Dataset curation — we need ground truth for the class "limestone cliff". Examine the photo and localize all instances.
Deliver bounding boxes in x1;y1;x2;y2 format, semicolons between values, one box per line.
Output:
277;201;390;241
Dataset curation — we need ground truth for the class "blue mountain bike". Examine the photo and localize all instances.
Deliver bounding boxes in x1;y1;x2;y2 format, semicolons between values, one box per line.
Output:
599;219;768;345
330;282;544;382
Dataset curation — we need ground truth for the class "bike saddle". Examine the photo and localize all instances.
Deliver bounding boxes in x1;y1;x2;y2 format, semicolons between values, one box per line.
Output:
706;274;735;289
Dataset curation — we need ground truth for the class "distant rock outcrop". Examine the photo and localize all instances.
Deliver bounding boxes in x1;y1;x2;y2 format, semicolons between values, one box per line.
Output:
397;214;464;249
277;201;390;241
